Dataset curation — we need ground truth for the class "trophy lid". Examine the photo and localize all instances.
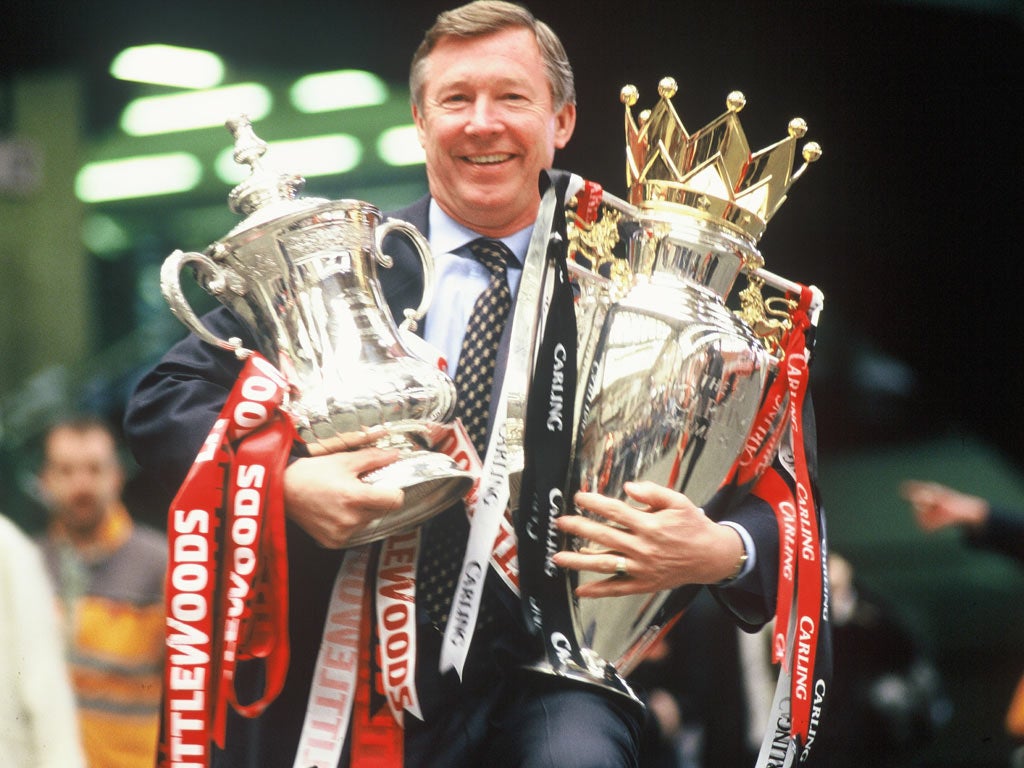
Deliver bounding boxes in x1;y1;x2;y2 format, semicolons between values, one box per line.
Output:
219;115;333;239
621;78;822;244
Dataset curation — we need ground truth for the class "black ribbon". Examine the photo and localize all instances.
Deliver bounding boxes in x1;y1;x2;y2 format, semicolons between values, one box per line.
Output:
512;170;584;671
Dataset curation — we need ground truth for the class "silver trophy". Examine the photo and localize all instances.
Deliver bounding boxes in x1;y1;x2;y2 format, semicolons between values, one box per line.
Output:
161;116;473;545
527;79;823;696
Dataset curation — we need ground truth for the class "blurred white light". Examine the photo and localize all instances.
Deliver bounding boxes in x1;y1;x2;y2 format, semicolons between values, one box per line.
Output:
377;125;425;166
120;84;272;136
110;44;225;88
290;70;388;113
215;134;363;183
75;154;203;202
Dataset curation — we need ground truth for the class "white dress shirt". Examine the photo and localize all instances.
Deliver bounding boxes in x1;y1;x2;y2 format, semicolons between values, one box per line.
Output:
421;201;532;378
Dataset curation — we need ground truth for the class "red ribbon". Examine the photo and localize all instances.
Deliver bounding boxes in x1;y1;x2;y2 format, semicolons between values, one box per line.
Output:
351;570;405;767
749;287;823;748
573;179;604;226
160;353;296;768
782;289;822;744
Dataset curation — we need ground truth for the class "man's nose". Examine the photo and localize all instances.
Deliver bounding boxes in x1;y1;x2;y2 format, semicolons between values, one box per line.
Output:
466;97;503;134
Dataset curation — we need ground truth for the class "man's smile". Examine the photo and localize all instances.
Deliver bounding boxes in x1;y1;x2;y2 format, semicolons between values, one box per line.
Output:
464;153;514;164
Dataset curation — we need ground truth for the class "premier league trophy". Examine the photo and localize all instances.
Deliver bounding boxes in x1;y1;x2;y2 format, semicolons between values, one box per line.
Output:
518;78;823;700
161;116;473;545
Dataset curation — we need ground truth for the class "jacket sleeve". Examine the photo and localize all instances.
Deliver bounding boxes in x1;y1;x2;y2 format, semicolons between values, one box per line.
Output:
123;307;251;496
966;505;1024;566
708;492;780;631
705;389;823;632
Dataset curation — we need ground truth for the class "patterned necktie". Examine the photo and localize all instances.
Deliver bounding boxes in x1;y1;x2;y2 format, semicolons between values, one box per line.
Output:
419;238;514;627
452;238;513;456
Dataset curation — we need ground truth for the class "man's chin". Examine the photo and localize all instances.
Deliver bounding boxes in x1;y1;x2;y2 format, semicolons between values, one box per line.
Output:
65;505;105;527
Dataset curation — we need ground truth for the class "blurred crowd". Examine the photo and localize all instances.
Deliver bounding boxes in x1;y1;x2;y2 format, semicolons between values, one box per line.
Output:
1;416;165;768
3;412;1024;768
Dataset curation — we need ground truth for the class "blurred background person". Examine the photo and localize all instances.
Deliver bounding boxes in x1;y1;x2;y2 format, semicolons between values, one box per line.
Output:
903;480;1024;763
34;415;167;768
631;552;950;768
0;510;85;768
812;552;950;768
629;589;774;768
902;480;1024;565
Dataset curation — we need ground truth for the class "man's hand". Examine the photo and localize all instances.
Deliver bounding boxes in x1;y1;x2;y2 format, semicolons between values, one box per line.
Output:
900;479;989;533
284;447;404;548
551;480;745;597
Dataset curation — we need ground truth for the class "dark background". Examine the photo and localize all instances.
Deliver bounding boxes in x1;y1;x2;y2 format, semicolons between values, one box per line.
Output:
7;0;1023;466
4;1;1024;765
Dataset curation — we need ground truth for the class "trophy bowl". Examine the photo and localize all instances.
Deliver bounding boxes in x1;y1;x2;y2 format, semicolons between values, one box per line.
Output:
516;79;822;699
160;116;473;544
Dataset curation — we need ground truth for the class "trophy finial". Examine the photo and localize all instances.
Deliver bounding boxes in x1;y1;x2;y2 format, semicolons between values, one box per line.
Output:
622;79;823;243
226;114;268;170
225;115;306;217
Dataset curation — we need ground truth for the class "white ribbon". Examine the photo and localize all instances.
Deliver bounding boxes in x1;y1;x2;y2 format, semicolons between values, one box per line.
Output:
293;546;370;768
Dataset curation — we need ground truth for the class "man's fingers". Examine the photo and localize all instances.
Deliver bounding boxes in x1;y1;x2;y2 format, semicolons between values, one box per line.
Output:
561;512;630;552
622;480;699;513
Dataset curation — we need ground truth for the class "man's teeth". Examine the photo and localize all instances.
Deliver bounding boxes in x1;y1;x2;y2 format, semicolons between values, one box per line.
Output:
469;154;510;164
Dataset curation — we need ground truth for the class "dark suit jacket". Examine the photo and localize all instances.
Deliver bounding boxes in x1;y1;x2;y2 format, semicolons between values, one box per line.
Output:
967;506;1024;565
123;193;781;765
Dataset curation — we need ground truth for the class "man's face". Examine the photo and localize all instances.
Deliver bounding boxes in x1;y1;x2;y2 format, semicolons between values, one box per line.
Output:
413;26;576;237
40;427;123;535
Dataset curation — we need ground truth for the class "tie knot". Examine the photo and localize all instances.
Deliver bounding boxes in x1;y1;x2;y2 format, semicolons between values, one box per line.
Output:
468;238;512;279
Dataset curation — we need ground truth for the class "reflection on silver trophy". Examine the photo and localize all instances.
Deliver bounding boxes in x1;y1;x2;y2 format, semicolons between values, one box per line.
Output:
535;78;824;698
161;116;473;545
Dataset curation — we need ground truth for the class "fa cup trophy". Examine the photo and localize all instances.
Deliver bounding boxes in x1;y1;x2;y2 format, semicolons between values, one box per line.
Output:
161;116;473;545
517;78;823;700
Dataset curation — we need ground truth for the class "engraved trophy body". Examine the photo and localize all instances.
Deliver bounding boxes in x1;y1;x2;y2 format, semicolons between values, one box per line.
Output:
524;79;823;697
571;211;773;676
161;117;473;544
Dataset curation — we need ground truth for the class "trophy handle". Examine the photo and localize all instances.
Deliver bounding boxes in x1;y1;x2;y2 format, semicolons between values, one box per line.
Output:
160;249;254;359
375;218;434;334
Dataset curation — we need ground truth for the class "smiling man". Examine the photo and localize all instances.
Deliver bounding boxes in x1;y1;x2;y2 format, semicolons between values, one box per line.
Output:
410;21;576;237
36;416;166;768
124;3;778;767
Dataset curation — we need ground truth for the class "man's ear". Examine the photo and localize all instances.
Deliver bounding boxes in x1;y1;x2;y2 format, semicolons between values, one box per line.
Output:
553;102;577;150
412;104;428;148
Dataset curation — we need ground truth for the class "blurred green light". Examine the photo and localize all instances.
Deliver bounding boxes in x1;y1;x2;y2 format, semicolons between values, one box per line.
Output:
120;84;272;136
81;213;131;255
290;70;388;113
377;125;425;166
215;134;363;182
110;44;225;89
75;153;203;202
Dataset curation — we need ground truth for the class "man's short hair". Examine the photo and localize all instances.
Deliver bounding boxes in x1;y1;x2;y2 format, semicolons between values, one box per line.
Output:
41;414;119;464
410;1;575;111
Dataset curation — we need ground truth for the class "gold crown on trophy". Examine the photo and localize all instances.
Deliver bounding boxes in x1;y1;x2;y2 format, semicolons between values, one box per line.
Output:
622;77;822;243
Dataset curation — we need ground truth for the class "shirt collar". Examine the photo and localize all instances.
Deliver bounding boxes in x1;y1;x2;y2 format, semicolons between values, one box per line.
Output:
427;199;532;267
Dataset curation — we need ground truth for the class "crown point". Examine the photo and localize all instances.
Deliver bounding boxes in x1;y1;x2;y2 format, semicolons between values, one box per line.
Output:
621;78;822;242
788;117;809;138
802;141;823;163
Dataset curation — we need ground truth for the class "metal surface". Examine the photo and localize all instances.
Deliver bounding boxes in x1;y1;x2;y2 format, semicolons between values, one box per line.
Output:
530;79;825;696
569;212;777;677
160;116;472;543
